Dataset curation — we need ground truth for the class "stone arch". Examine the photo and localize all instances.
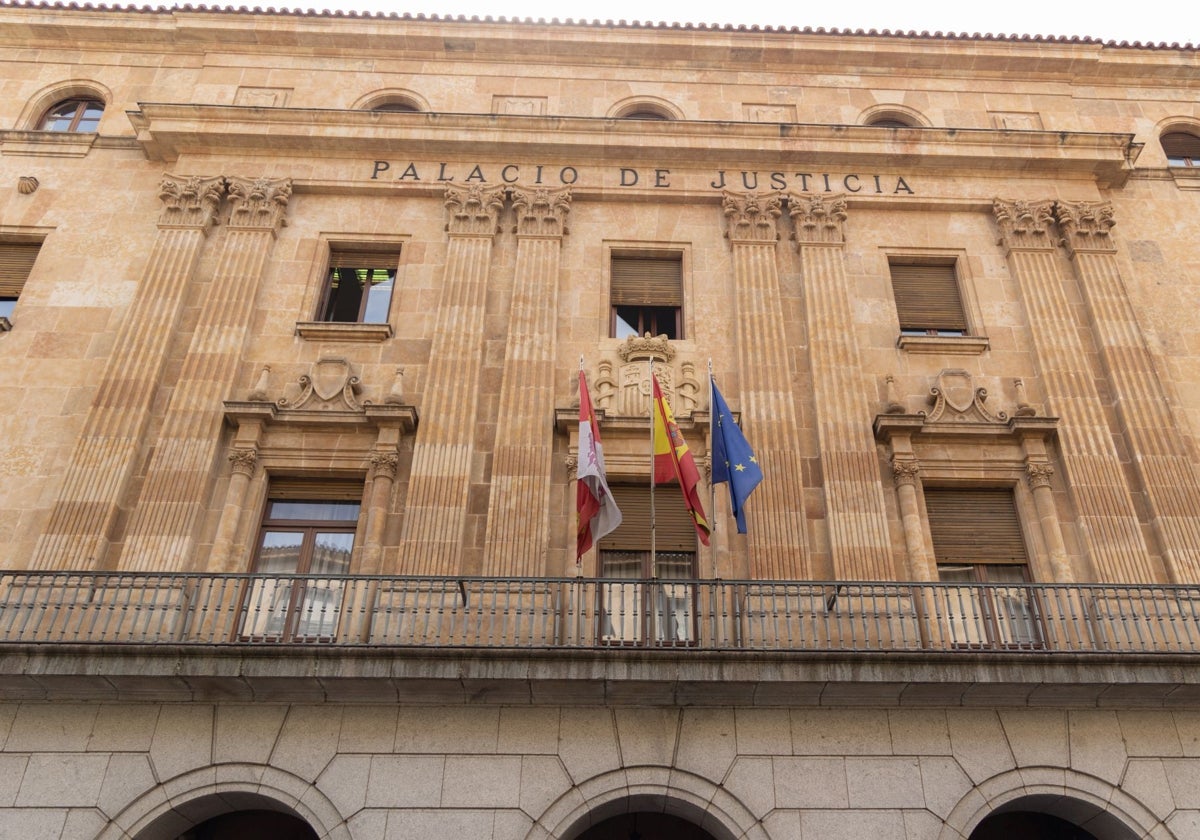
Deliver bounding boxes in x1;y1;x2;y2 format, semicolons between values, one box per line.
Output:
352;88;430;113
859;103;931;128
607;96;684;121
17;78;113;130
938;766;1168;840
528;766;767;840
94;763;351;840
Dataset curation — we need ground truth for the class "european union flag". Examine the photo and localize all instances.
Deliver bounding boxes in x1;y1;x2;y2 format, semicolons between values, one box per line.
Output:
710;378;763;533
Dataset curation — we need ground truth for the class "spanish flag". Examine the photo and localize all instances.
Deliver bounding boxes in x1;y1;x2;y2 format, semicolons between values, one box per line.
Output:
652;373;711;546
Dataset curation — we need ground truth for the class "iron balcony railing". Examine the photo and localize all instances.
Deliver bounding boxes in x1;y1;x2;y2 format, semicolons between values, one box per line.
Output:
1;571;1199;653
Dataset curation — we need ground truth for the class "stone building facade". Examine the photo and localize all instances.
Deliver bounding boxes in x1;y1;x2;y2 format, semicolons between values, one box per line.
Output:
1;3;1200;838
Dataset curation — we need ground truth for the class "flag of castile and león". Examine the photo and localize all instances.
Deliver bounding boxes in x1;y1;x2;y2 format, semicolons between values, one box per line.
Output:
576;370;622;559
651;373;711;546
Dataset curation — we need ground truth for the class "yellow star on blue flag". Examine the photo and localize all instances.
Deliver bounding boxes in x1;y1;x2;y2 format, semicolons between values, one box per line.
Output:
710;377;764;533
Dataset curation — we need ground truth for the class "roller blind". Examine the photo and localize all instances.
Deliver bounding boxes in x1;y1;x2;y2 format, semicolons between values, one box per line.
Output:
889;261;967;333
601;484;696;552
925;487;1028;564
611;255;682;307
266;478;365;502
328;248;400;270
0;243;40;298
1162;132;1200;161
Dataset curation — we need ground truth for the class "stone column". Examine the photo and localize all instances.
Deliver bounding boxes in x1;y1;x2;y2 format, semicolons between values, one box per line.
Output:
121;176;292;572
32;174;226;570
482;187;570;576
1056;200;1200;583
1024;460;1072;583
360;451;399;576
788;193;894;580
721;191;810;579
209;446;259;573
993;198;1153;583
891;456;933;582
398;183;506;574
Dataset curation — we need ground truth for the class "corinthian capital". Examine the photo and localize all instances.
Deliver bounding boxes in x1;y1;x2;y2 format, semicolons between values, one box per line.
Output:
1026;461;1055;489
992;198;1056;252
226;176;293;232
370;451;400;479
787;193;848;244
722;190;782;244
511;186;571;237
228;447;258;476
444;183;506;237
1054;200;1117;256
158;174;226;230
892;458;920;487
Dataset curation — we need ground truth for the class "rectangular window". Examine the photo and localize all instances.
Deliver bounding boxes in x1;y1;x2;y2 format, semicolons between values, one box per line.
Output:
889;258;967;336
599;484;696;645
926;487;1042;649
0;242;40;325
611;254;682;340
241;478;363;642
320;248;399;324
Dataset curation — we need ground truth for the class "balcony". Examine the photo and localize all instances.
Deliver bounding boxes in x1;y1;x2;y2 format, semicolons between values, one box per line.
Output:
3;572;1198;706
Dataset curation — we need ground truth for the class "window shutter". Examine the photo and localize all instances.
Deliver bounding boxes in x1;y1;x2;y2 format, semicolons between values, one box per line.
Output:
267;478;365;502
611;256;682;307
1162;132;1200;160
889;261;967;332
0;243;40;298
601;484;696;552
329;249;400;270
925;487;1028;564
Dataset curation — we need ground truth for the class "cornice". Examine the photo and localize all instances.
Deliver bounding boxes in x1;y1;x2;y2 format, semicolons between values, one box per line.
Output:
127;103;1137;187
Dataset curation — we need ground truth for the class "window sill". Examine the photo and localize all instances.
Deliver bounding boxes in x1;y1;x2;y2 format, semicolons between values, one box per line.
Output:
897;334;989;355
0;130;98;158
1169;167;1200;191
295;321;393;342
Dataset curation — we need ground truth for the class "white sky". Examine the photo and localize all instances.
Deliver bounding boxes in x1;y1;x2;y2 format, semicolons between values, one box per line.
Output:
250;0;1196;47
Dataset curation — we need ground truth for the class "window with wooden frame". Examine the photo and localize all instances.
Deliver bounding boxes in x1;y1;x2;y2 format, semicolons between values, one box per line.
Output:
319;247;400;324
241;478;363;642
926;487;1042;649
610;253;683;340
0;242;41;327
889;258;968;336
1162;131;1200;167
38;98;104;132
598;484;696;645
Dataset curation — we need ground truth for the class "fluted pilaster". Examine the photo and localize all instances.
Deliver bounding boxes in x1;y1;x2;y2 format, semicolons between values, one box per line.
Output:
121;176;292;572
32;174;226;570
789;193;894;580
994;198;1153;583
483;187;570;575
1057;200;1200;582
399;183;506;574
722;191;810;578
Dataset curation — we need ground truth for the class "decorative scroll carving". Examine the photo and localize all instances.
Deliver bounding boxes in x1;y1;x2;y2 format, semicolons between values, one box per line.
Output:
278;357;363;410
992;198;1055;251
370;451;400;479
593;360;618;413
444;183;506;236
158;174;225;230
617;333;675;363
228;448;258;476
226;176;292;231
677;362;701;415
1013;378;1036;417
511;186;571;237
722;190;782;243
787;193;848;244
564;453;578;474
924;369;1007;424
1055;200;1117;256
1026;462;1055;489
17;176;38;195
892;458;920;487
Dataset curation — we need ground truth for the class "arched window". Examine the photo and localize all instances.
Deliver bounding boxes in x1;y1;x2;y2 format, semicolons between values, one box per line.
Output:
371;100;420;113
38;98;104;132
1162;131;1200;166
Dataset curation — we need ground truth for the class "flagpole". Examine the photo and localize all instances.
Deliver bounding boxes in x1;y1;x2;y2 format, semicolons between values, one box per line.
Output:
578;356;585;575
708;359;717;580
648;357;657;580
